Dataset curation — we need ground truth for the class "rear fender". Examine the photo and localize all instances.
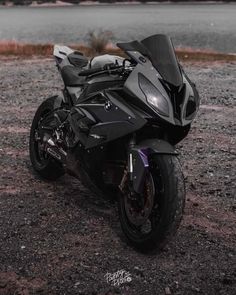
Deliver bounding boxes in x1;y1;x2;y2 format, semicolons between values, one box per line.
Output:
40;95;64;110
51;95;64;108
131;139;177;194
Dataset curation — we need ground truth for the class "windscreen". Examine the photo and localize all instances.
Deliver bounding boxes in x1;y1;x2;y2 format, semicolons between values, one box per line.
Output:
117;34;183;87
141;34;183;87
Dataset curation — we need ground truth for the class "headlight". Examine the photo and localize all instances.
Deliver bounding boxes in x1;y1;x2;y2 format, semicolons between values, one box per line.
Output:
139;74;169;117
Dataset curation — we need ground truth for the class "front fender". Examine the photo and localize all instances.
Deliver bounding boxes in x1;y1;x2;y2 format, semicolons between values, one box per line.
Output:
131;139;177;194
134;139;177;155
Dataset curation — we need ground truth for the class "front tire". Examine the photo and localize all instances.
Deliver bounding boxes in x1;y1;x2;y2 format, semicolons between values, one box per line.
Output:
118;154;185;252
29;96;65;180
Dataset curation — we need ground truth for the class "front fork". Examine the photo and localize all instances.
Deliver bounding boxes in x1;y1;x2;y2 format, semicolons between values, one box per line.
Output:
119;135;136;193
127;135;136;181
120;134;149;195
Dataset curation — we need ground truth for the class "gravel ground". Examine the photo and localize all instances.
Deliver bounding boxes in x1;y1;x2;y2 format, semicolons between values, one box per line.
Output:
0;59;235;295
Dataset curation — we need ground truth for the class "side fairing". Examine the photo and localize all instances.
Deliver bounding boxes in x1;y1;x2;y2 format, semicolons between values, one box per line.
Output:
72;90;147;149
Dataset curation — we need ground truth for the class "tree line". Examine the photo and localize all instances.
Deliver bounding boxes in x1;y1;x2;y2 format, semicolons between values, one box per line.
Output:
0;0;234;5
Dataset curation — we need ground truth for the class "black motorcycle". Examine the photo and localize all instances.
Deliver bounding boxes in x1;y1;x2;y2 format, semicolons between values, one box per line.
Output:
29;34;200;252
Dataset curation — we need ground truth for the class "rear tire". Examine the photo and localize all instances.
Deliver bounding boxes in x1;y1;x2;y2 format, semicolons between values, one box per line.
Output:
118;154;185;252
29;97;65;181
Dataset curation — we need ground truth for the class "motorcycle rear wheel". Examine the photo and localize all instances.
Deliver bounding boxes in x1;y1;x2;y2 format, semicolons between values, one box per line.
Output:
118;154;185;252
29;97;65;180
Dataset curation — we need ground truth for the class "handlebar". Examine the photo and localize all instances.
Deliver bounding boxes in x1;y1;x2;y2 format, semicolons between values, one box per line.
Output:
78;63;123;77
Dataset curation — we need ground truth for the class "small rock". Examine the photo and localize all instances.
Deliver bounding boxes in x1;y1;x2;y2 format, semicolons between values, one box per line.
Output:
47;193;53;198
39;210;48;217
38;251;47;255
74;281;80;287
165;286;171;294
30;220;39;226
231;205;236;211
134;266;144;277
59;253;66;259
191;286;201;292
174;281;179;288
34;191;41;198
190;182;196;190
0;280;7;288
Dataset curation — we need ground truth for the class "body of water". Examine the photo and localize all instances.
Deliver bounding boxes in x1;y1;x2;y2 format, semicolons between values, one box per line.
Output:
0;3;235;53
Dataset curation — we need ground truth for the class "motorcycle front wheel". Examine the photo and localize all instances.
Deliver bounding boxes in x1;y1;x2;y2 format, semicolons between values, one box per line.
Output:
118;154;185;252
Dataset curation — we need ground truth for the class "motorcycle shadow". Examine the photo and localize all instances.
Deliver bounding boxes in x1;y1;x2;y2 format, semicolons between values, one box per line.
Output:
29;165;126;243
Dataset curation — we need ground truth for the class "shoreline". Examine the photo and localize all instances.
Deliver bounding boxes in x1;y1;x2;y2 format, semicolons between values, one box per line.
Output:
1;1;235;8
0;41;235;62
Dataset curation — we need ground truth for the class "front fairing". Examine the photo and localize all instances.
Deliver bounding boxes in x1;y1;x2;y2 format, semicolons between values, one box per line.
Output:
123;50;199;126
181;72;200;125
124;51;175;125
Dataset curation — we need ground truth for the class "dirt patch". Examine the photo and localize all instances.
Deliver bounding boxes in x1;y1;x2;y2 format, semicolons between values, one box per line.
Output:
0;272;47;295
0;59;235;295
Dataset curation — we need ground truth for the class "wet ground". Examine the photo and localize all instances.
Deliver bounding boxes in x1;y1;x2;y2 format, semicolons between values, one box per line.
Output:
0;59;235;295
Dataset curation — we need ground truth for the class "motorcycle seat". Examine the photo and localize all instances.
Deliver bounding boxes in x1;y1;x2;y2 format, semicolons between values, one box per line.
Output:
67;52;88;68
61;65;86;86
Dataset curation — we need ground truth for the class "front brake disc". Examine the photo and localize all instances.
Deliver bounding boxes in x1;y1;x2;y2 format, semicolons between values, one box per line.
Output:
124;173;155;227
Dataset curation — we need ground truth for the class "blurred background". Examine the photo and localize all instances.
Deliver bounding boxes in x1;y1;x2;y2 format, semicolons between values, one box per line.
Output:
0;0;235;54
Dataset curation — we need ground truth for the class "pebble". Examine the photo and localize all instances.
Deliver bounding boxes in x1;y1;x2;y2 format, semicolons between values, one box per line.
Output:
165;286;172;294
